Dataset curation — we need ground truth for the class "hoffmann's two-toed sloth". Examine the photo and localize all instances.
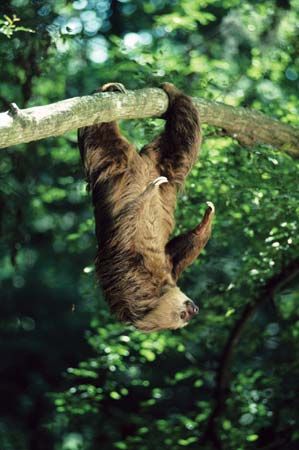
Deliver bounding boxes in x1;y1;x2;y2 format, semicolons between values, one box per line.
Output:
78;82;214;332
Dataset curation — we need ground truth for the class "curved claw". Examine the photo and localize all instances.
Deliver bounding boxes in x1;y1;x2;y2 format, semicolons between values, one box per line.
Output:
151;176;169;187
101;82;127;94
206;201;215;214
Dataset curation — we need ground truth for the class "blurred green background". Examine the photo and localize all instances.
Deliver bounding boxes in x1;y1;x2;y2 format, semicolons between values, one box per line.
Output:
0;1;299;449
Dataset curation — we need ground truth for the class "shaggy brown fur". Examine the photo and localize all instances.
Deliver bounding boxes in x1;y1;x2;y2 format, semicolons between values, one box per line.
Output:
78;82;214;332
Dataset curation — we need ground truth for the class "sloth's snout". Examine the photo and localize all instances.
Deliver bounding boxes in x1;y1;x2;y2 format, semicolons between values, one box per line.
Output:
185;299;199;317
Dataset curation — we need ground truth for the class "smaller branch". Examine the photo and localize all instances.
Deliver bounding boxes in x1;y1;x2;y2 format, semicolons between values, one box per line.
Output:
7;102;30;127
8;102;21;116
200;258;299;448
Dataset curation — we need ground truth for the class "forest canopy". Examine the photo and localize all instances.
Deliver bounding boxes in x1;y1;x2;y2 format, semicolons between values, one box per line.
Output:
0;1;298;450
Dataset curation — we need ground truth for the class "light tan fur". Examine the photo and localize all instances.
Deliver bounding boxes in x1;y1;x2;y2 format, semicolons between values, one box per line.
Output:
135;287;191;332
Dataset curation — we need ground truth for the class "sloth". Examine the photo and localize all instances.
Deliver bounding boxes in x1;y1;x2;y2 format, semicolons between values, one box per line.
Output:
78;82;214;332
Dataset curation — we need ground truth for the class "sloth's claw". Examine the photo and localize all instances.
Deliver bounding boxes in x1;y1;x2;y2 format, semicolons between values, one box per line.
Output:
101;82;127;94
206;201;215;213
152;176;169;187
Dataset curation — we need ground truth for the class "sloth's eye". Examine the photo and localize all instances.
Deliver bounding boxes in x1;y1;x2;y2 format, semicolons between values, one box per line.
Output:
180;311;187;320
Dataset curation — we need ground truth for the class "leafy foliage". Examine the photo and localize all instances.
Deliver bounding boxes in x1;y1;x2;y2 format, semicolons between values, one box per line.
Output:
0;1;298;450
0;14;34;38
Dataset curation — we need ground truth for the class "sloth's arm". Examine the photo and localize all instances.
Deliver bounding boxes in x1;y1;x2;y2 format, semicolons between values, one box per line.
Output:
115;177;168;227
166;203;215;280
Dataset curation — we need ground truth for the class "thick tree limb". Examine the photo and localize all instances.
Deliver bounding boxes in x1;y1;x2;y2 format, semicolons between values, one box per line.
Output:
200;258;299;449
0;88;298;156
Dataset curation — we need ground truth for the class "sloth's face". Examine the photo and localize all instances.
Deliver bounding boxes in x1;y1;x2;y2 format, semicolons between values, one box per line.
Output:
135;287;199;332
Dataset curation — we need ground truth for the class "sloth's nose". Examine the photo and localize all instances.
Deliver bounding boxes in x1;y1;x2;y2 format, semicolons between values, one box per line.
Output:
185;300;199;316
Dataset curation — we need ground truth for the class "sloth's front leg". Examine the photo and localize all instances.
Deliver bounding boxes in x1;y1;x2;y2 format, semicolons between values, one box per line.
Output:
166;202;215;280
114;177;169;251
116;177;168;224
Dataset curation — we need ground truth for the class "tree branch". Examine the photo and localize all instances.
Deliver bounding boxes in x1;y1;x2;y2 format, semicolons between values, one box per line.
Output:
200;258;299;449
0;88;298;156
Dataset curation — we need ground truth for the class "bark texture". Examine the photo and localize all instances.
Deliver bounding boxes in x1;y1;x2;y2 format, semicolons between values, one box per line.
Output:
0;88;298;156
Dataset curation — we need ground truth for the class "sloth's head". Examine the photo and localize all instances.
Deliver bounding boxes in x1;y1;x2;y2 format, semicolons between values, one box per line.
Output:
135;286;199;332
